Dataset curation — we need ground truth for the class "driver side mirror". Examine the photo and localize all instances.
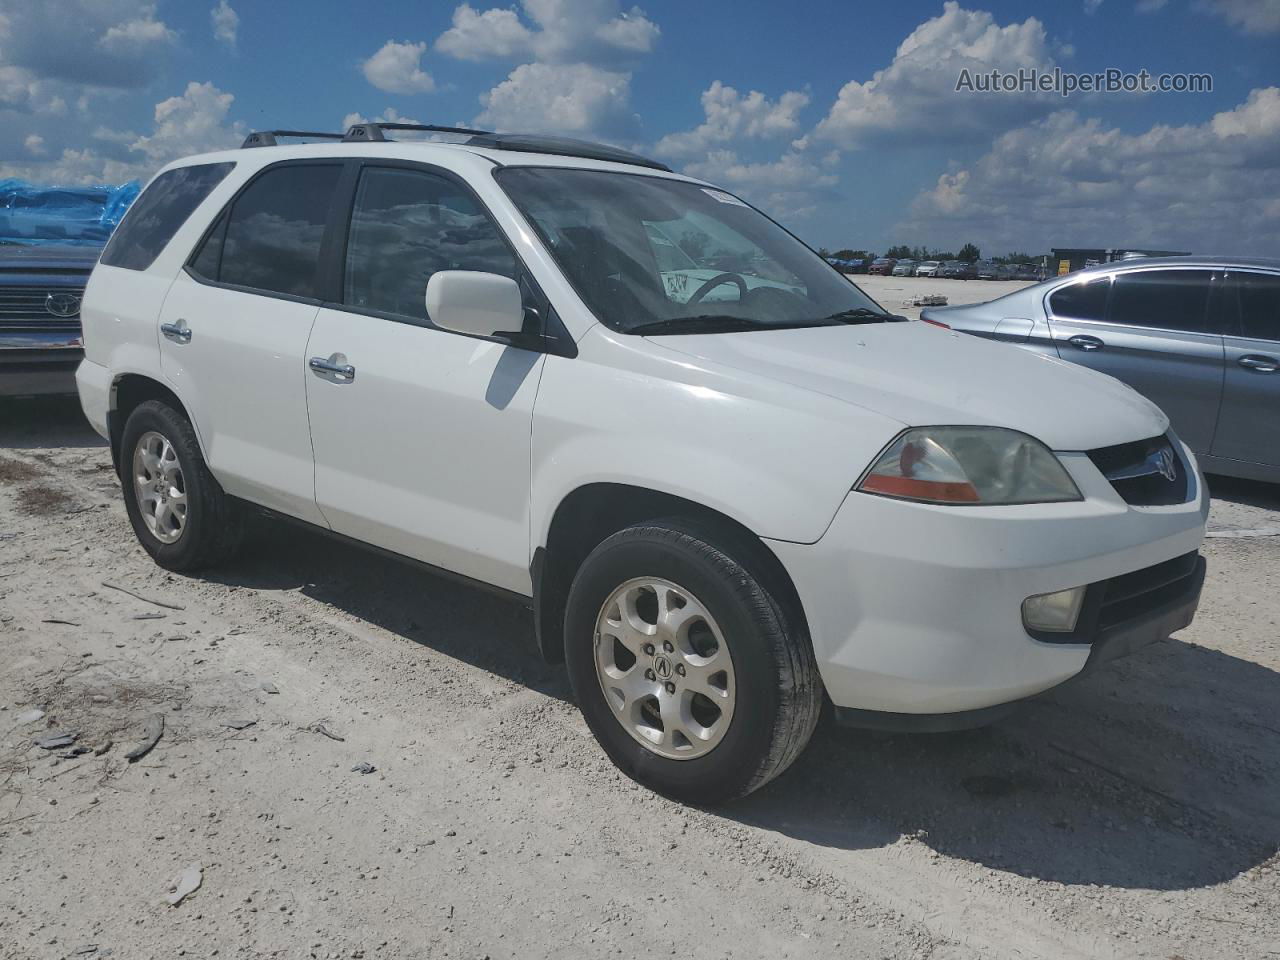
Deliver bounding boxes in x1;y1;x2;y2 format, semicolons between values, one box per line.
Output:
425;271;524;340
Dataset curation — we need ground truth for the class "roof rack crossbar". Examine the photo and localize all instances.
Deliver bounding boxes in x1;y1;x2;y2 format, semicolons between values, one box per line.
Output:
242;130;345;149
343;122;494;142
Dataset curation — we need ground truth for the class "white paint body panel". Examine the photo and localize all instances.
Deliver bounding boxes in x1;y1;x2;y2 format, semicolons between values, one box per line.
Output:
76;138;1208;720
305;308;544;594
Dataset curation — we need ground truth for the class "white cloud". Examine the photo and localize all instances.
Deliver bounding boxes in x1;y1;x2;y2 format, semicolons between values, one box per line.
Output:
899;86;1280;257
361;40;436;94
130;81;245;167
815;2;1060;149
341;106;424;130
684;149;837;191
436;4;533;60
211;0;239;49
435;0;659;65
0;1;176;88
23;133;46;155
477;62;635;137
1137;0;1169;11
655;82;810;159
1202;0;1280;33
1083;0;1103;12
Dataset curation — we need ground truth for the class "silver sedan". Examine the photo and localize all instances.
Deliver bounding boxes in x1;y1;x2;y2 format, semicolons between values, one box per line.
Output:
922;256;1280;484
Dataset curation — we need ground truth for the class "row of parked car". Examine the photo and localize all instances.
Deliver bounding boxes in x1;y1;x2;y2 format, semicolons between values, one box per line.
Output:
866;258;1048;281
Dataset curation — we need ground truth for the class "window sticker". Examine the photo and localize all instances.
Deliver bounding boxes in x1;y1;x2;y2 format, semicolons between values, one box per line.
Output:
701;188;748;207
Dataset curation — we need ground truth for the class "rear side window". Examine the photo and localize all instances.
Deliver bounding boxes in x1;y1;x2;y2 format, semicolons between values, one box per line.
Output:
1233;271;1280;342
215;164;342;300
100;162;234;271
343;166;516;322
1108;269;1213;333
1048;276;1109;322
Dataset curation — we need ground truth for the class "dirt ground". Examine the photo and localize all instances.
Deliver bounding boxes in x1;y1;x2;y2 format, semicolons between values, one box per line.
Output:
1;396;1278;960
854;274;1039;319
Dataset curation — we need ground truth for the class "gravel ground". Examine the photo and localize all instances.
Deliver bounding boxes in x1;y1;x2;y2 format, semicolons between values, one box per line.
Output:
854;274;1038;319
1;396;1278;960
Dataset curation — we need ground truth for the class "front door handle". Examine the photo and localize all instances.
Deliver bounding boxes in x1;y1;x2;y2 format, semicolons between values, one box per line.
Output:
160;320;191;344
1067;334;1104;351
309;354;356;383
1238;354;1279;373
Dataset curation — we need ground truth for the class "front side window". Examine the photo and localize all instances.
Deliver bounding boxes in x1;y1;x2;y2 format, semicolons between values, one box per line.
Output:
1233;271;1280;342
1108;269;1213;333
215;164;342;299
344;166;516;323
101;162;234;271
496;168;887;334
1048;275;1110;322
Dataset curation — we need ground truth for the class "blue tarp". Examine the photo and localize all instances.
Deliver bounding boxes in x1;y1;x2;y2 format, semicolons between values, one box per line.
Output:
0;178;141;246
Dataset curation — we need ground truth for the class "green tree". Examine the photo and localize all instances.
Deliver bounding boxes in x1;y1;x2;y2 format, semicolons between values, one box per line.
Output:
885;244;914;260
958;242;981;262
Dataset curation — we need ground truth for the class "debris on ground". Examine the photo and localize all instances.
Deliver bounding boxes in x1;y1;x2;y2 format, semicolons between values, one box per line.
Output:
16;707;45;725
124;714;164;762
41;618;80;626
312;722;345;742
93;740;113;756
222;718;256;731
351;762;376;775
130;612;166;621
902;294;949;307
165;862;203;906
100;580;185;611
260;681;279;694
35;732;78;750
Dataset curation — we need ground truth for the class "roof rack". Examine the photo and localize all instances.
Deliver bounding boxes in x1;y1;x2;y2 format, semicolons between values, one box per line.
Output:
242;130;345;149
341;122;672;172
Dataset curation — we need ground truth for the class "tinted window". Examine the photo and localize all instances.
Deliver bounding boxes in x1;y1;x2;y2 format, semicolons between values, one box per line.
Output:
188;212;226;281
220;164;342;299
343;167;516;322
1048;276;1109;322
100;162;234;271
1108;270;1212;333
1234;271;1280;342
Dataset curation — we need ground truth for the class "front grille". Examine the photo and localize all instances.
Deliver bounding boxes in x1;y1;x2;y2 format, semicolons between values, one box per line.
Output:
1096;551;1200;631
1088;434;1188;506
0;284;85;333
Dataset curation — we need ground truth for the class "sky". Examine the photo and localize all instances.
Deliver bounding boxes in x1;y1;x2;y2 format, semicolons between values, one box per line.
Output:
1;0;1278;257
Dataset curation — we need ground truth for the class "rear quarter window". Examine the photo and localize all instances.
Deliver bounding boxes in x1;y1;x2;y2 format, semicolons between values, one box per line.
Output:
100;162;235;271
1048;275;1110;322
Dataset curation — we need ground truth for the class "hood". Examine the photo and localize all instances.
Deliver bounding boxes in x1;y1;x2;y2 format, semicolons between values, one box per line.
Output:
647;321;1167;451
0;244;101;271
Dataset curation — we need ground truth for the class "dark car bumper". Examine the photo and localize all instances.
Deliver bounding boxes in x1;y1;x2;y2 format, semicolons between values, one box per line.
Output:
834;553;1206;732
1;333;83;397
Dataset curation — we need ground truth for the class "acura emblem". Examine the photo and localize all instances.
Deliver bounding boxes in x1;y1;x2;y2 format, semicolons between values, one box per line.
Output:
1153;447;1177;482
45;292;81;318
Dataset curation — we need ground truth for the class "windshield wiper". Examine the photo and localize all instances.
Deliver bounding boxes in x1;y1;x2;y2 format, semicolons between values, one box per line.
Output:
628;315;775;336
823;307;892;324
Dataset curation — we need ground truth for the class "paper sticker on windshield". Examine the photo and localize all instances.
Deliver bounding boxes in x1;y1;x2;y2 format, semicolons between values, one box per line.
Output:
702;188;748;207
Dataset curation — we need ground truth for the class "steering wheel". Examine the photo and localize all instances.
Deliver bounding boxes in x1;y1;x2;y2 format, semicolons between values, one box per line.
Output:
688;272;747;305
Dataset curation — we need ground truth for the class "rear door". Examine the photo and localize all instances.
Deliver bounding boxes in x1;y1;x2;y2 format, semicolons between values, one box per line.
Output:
303;162;546;594
1045;268;1225;453
158;161;346;524
1211;269;1280;470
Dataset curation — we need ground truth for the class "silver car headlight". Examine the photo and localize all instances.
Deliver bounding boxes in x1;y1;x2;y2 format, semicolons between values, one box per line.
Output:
857;426;1083;505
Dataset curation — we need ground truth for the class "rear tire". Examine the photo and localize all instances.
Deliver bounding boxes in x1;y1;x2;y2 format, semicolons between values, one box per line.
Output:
564;520;822;804
120;400;243;571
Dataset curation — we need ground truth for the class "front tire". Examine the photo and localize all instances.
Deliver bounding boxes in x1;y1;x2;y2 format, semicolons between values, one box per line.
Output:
120;400;243;571
564;521;822;804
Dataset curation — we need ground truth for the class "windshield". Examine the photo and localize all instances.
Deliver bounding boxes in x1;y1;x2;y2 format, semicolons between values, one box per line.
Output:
496;167;887;335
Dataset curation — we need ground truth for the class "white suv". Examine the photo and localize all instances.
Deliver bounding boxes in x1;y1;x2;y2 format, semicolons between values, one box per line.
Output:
77;124;1208;803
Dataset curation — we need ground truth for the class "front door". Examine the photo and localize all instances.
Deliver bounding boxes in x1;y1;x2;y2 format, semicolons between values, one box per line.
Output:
1212;269;1280;470
1045;268;1225;453
304;163;545;594
159;162;345;524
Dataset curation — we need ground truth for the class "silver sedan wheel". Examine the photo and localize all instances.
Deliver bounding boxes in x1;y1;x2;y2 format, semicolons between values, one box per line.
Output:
132;430;187;544
594;577;736;761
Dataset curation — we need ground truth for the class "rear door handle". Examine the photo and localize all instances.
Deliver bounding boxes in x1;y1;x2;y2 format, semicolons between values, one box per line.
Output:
1238;354;1279;373
160;320;191;344
1067;334;1104;351
309;354;356;383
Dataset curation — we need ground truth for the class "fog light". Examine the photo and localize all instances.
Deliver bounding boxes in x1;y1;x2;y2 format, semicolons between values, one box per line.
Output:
1022;586;1086;633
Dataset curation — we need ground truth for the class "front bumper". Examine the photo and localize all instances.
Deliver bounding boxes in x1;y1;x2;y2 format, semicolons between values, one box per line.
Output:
1;331;83;397
767;444;1209;718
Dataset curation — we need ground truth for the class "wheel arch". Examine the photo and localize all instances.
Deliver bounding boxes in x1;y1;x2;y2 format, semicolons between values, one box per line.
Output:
531;482;809;664
108;373;201;474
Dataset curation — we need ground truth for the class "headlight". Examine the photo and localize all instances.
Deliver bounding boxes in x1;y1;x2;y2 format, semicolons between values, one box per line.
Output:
857;426;1082;505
